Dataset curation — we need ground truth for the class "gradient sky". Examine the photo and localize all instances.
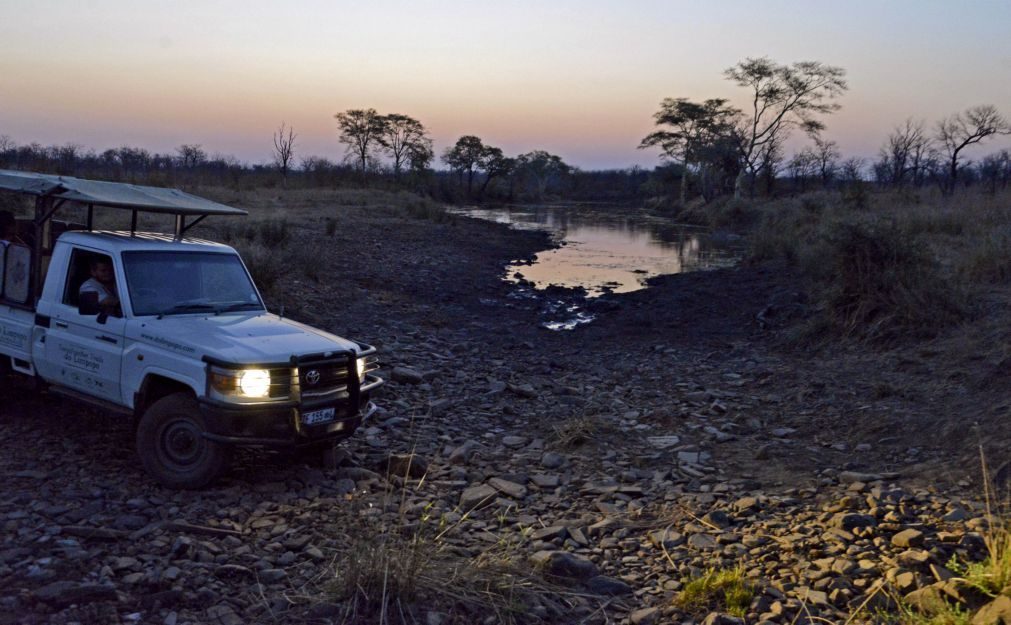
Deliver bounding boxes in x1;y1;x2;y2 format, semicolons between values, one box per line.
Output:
2;0;1010;169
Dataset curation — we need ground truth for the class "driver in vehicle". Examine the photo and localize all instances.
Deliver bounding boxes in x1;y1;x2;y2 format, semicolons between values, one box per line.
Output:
79;257;121;316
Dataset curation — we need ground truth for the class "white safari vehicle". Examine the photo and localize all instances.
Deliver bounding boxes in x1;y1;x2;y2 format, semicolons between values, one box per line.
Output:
0;170;382;488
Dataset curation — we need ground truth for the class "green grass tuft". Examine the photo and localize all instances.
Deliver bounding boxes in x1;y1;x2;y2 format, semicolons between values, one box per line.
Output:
676;566;756;618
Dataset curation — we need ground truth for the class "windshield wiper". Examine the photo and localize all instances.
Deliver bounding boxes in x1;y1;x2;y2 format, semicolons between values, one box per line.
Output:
214;302;263;314
156;303;216;319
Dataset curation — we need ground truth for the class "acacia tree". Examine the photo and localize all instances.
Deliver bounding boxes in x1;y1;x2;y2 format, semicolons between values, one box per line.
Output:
406;137;435;174
515;150;570;200
380;114;432;179
936;105;1010;194
639;98;739;204
334;108;388;182
477;146;514;198
725;57;848;198
442;135;486;196
272;122;297;185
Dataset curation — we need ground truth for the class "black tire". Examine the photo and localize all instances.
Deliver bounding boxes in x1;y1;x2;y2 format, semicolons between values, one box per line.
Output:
136;392;230;489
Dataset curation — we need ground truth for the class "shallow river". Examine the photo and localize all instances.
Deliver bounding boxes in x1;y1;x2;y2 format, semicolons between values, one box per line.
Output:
453;204;742;329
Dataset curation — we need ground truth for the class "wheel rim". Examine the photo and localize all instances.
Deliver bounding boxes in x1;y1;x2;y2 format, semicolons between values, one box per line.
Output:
158;418;205;468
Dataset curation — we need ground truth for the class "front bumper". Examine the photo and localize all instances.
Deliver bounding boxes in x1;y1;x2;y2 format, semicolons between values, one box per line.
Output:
198;373;383;448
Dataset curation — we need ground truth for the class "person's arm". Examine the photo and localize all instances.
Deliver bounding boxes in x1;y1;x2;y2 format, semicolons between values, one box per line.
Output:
80;282;120;314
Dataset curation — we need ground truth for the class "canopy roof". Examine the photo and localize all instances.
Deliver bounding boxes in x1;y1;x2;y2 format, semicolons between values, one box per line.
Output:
0;169;246;216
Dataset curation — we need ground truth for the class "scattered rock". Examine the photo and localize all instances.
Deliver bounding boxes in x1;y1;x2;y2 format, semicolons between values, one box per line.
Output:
459;484;498;511
586;575;633;596
391;367;424;384
891;528;925;548
530;551;598;580
32;581;116;607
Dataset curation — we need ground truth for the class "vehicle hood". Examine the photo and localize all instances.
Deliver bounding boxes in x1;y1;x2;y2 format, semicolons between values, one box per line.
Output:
127;313;361;364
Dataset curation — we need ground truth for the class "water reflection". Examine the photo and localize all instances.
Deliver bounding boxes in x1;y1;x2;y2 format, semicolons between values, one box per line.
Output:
455;204;739;297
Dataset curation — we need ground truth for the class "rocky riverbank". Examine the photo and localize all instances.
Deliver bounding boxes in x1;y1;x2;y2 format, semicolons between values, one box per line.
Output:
1;194;1006;624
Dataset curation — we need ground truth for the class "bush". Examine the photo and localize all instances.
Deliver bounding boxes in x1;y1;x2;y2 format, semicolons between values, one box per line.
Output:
960;234;1011;283
286;239;326;282
810;222;966;341
232;241;284;303
747;200;822;264
256;218;290;247
401;194;453;223
703;197;763;229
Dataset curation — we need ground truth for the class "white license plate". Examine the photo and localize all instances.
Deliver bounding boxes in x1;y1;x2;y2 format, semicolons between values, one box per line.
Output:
302;407;336;425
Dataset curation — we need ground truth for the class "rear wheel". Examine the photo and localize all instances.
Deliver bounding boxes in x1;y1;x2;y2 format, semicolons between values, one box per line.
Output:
136;392;230;489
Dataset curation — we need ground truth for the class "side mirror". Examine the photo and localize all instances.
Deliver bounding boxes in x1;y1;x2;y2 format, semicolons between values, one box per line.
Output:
79;291;100;316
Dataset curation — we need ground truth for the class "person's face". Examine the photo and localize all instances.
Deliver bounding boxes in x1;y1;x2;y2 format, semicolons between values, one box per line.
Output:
91;262;114;285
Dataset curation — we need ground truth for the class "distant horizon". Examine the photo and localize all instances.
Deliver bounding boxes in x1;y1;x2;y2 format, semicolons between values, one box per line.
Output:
2;0;1010;170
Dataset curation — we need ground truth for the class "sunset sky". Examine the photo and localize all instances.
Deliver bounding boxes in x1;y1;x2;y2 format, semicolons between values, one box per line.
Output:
2;0;1010;169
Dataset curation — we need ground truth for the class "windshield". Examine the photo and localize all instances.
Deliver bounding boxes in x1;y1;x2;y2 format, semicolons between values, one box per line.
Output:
122;251;264;316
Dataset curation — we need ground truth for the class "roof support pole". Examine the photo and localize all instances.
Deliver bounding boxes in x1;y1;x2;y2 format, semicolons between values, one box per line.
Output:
86;204;94;231
30;195;51;305
130;210;138;236
174;215;184;241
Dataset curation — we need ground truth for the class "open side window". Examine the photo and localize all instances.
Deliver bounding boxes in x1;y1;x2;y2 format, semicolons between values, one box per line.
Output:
64;249;114;309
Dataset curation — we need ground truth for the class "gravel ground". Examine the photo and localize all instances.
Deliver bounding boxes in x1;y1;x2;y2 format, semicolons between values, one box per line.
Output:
1;202;1005;624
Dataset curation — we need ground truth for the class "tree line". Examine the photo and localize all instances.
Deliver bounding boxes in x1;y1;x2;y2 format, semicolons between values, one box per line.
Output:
3;56;1008;204
640;57;1011;201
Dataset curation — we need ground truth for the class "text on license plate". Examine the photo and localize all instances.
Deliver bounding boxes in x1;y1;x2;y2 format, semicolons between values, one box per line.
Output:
302;407;336;425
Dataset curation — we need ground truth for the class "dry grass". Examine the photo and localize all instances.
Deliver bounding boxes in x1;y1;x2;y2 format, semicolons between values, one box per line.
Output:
736;189;1011;343
883;600;972;625
322;518;579;625
550;413;616;449
811;221;966;341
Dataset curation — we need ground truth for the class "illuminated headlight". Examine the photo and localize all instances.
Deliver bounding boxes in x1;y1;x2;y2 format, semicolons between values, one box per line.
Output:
209;365;289;402
356;358;366;381
239;369;271;398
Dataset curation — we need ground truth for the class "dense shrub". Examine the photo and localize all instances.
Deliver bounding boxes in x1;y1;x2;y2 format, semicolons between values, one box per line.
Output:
810;222;966;341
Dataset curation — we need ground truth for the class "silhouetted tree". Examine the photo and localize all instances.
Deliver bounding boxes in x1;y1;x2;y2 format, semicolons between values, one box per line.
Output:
515;150;571;200
272;122;297;185
334;108;388;182
840;157;866;184
380;114;431;179
477;146;514;198
640;98;740;204
788;148;818;192
724;57;848;198
813;137;840;188
875;119;934;188
176;144;207;169
936;105;1010;194
442;135;486;196
0;135;14;168
977;151;1010;194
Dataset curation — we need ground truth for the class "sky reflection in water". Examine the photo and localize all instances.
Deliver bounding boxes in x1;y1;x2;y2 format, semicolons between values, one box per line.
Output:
455;205;740;297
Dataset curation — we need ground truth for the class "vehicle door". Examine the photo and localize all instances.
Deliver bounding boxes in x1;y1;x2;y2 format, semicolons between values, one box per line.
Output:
44;248;126;403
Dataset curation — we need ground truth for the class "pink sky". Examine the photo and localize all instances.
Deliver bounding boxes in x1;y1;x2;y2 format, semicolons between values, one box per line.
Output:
1;0;1009;169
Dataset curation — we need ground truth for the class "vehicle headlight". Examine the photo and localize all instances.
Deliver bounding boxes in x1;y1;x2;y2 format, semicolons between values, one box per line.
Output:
238;369;271;398
356;358;366;381
209;365;291;403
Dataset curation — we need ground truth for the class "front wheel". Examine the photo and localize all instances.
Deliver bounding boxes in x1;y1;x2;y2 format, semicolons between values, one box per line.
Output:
136;392;230;489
